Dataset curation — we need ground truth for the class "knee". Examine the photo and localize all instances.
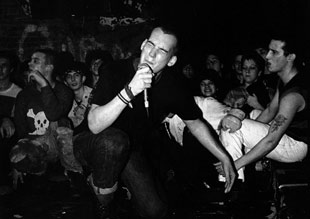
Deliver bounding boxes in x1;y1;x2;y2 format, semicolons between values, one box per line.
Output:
9;139;48;175
95;128;130;155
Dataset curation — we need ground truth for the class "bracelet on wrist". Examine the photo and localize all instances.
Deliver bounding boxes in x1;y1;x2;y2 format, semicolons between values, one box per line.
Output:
117;93;129;105
124;83;135;100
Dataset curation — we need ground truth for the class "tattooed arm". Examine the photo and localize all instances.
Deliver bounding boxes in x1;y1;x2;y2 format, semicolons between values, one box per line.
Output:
234;92;305;171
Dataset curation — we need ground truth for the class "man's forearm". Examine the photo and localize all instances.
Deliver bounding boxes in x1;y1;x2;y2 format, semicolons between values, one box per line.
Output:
41;86;73;121
88;89;129;134
256;108;275;123
185;119;231;162
236;134;279;170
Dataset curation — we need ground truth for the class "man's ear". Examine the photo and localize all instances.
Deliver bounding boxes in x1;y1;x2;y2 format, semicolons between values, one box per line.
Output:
82;75;86;83
167;56;177;67
140;39;147;51
287;53;296;62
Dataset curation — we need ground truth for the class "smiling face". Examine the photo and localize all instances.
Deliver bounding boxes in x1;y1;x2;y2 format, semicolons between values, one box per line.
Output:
200;78;217;97
139;27;178;75
65;71;85;91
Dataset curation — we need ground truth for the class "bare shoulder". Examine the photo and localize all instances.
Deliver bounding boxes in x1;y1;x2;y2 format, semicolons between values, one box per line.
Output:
279;91;305;112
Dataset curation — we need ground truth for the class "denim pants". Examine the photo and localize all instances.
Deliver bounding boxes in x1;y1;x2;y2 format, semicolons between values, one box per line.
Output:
73;127;130;189
73;127;167;218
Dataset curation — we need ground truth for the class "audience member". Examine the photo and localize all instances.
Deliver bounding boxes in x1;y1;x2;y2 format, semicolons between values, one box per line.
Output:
205;51;225;78
203;50;231;101
223;50;270;116
176;53;199;95
73;25;236;218
0;50;22;195
10;49;74;188
63;61;92;132
255;45;279;100
229;50;244;87
255;45;269;75
216;32;309;183
198;69;222;98
57;61;94;177
84;49;113;88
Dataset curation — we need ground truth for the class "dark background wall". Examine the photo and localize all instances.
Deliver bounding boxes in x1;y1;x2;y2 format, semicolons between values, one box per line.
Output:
0;0;308;64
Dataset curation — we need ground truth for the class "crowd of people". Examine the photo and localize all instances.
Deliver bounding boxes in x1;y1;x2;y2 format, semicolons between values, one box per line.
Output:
0;22;308;219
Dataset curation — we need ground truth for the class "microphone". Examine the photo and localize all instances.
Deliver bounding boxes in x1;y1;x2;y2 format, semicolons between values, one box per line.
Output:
138;63;153;117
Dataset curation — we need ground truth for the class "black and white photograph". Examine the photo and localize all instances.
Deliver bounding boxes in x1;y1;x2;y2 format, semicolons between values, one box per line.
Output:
0;0;309;218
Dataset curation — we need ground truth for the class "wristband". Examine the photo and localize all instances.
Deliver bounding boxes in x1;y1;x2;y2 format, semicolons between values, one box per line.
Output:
124;84;135;100
117;93;129;105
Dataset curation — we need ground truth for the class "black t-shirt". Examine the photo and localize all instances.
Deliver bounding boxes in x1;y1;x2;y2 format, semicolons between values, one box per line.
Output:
92;58;202;146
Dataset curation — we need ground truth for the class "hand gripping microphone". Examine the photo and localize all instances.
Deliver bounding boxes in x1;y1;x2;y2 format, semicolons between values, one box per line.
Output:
138;63;153;117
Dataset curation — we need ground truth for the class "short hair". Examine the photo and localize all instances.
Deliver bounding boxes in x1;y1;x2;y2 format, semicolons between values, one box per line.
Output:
205;49;225;64
150;24;180;55
269;30;304;69
64;61;88;77
33;48;56;66
241;50;265;73
270;31;298;56
198;69;221;88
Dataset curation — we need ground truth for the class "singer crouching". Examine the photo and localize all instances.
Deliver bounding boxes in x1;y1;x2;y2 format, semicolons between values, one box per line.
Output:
73;24;237;218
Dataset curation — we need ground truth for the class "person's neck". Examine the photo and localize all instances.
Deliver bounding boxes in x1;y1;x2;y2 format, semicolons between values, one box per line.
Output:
244;79;257;88
74;86;85;102
278;66;298;85
0;79;12;91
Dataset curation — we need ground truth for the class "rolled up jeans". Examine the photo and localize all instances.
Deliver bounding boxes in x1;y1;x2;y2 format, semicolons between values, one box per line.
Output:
74;127;167;218
73;127;130;189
